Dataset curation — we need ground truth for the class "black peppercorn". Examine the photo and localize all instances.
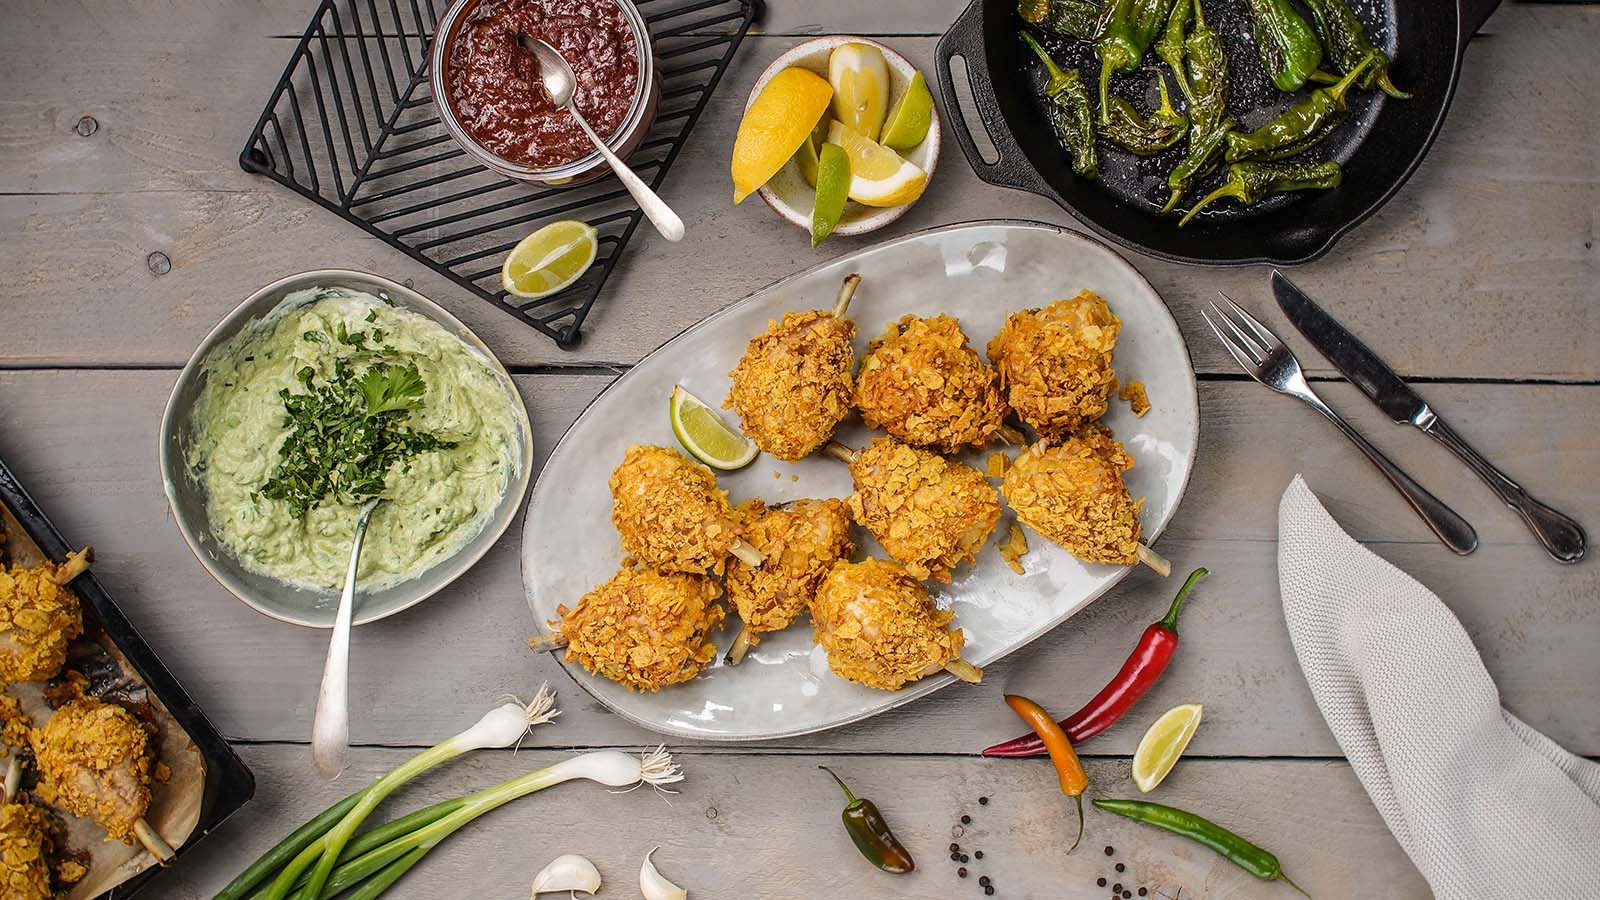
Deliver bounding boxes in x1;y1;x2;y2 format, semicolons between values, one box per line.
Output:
1113;884;1122;893
984;887;995;896
1097;878;1107;887
1104;846;1115;856
950;843;960;853
961;815;972;824
958;867;969;878
1116;863;1126;873
1123;892;1132;899
979;876;991;886
979;796;989;805
975;851;984;860
1138;890;1148;897
960;854;969;863
950;852;960;861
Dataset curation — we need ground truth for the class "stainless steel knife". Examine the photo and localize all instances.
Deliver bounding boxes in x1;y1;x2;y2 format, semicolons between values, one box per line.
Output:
1272;270;1586;563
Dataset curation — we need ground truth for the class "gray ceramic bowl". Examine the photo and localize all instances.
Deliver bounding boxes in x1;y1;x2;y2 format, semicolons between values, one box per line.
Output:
160;270;534;628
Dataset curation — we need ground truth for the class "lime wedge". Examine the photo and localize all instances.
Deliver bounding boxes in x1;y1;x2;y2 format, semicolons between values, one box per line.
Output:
811;142;850;248
501;220;598;299
795;112;833;188
881;71;933;151
670;385;759;470
1132;703;1203;793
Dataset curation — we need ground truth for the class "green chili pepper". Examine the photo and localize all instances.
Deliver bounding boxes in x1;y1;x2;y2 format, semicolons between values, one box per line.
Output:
1152;0;1192;102
1182;0;1228;137
1302;0;1410;99
1224;54;1371;162
1021;31;1099;179
1161;116;1234;213
1179;159;1342;225
1019;0;1109;40
1099;73;1188;155
1093;0;1177;122
1245;0;1324;92
1093;799;1312;897
820;766;915;874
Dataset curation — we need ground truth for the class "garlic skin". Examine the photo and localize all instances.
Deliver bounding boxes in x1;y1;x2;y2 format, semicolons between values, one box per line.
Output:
530;854;601;896
640;847;687;900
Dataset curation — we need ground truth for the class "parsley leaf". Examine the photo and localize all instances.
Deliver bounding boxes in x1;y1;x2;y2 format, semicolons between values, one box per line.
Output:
358;362;426;416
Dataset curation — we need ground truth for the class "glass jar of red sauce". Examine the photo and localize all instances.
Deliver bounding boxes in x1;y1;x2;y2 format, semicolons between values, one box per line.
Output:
431;0;658;185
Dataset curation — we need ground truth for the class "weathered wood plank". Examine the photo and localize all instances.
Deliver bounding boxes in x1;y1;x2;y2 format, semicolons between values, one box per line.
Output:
1;10;1595;377
161;747;1429;899
0;370;1594;755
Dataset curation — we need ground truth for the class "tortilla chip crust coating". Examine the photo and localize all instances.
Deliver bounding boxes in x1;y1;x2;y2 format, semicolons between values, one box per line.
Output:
609;445;742;574
0;565;84;684
855;314;1009;454
987;291;1121;441
31;697;153;842
1003;427;1143;566
726;310;857;461
845;438;1001;583
0;802;56;900
555;566;725;692
810;558;965;691
726;499;854;644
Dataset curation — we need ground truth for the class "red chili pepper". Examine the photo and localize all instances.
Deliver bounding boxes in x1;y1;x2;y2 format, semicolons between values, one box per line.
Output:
984;567;1207;758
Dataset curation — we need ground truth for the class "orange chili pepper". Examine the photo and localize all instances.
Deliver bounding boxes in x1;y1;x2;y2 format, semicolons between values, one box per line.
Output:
1005;693;1088;851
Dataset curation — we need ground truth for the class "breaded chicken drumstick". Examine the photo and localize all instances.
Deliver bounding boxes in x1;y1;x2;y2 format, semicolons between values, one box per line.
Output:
609;445;762;573
810;558;981;690
855;314;1023;453
0;547;91;686
725;274;862;461
988;291;1121;442
724;498;855;665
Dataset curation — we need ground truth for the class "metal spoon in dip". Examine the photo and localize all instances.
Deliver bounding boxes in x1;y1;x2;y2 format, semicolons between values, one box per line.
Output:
311;496;382;778
518;33;685;243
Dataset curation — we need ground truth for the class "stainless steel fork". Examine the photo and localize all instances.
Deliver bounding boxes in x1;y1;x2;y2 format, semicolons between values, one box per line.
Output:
1203;293;1479;555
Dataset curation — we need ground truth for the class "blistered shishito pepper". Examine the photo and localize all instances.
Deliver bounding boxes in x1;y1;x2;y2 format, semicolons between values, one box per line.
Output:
1162;117;1234;213
1099;73;1188;155
1245;0;1324;92
1021;31;1099;179
1152;0;1192;101
1019;0;1109;40
1224;54;1371;162
1302;0;1410;99
1178;159;1343;226
820;767;915;874
1181;0;1228;137
1094;0;1177;121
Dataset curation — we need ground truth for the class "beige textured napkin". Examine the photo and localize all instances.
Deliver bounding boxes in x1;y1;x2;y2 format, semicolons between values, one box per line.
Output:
1277;476;1600;899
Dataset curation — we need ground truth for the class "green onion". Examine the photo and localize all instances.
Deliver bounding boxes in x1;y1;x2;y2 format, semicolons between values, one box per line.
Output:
214;789;370;900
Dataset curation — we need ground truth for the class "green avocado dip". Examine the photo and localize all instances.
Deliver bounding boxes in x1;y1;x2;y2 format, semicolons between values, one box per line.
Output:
187;287;521;589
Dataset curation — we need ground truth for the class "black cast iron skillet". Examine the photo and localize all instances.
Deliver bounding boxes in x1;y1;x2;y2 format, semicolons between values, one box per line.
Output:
935;0;1501;266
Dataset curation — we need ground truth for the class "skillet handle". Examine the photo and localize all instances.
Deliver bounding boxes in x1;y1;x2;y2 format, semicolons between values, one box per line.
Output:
935;0;1054;199
1459;0;1501;43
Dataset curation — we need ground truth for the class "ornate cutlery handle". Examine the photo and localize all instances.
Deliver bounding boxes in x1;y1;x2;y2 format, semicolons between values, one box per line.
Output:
1302;394;1479;555
1419;415;1586;563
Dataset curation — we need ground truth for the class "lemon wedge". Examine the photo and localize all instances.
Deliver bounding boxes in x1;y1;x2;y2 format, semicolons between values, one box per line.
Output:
500;220;598;299
733;67;834;204
670;386;759;470
827;120;927;207
829;43;890;142
1132;703;1204;793
880;71;933;151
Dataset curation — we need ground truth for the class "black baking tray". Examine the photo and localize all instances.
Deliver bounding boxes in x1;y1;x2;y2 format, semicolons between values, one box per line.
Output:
0;456;254;898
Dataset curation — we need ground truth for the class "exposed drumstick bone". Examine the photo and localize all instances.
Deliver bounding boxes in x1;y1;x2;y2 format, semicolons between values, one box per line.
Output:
822;441;858;465
997;424;1028;446
831;273;862;319
52;546;94;585
728;539;763;567
134;818;175;865
527;633;569;653
725;626;756;666
2;756;19;804
943;659;984;684
1135;543;1172;577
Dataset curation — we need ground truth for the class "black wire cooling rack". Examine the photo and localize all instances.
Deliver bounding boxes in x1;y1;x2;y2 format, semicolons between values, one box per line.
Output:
241;0;762;347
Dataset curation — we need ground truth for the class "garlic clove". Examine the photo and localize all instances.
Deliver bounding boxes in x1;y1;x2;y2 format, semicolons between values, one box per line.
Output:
640;846;687;900
530;854;601;896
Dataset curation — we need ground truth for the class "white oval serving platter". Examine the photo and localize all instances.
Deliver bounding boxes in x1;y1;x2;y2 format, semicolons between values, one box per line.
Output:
522;219;1199;741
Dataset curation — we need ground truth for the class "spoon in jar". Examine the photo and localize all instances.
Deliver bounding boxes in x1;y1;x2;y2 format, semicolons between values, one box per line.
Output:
518;33;685;242
311;496;382;778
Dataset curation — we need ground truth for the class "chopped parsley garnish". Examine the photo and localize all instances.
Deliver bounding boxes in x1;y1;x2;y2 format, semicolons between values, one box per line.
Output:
257;356;455;518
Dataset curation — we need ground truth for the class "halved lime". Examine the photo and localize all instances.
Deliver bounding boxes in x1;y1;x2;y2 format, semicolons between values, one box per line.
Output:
881;71;933;151
1132;702;1203;793
501;220;598;299
670;385;759;470
811;142;850;248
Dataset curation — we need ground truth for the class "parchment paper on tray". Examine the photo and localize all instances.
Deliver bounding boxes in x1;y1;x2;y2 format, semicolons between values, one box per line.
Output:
2;503;204;898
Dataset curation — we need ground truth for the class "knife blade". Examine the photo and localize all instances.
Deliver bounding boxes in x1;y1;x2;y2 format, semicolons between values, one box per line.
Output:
1270;271;1430;425
1271;270;1586;563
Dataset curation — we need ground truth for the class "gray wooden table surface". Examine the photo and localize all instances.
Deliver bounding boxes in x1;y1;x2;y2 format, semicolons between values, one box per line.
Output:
1;0;1596;897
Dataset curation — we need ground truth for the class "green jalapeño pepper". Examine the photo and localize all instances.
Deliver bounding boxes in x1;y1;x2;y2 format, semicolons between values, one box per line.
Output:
1245;0;1324;92
1152;0;1192;102
1019;0;1109;40
1179;159;1342;226
1099;73;1188;155
1182;0;1228;137
1303;0;1410;99
1021;31;1099;179
1093;799;1312;897
1094;0;1177;121
820;766;915;874
1224;53;1371;162
1161;116;1234;213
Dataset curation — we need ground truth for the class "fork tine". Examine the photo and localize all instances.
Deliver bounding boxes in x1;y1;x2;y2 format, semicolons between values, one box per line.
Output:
1205;301;1266;365
1201;305;1264;372
1217;291;1282;352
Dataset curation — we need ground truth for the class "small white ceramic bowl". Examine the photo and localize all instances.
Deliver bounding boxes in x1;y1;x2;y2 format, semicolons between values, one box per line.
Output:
750;36;941;238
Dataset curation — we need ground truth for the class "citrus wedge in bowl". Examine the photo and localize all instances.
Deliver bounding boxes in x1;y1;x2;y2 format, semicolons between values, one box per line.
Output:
1132;702;1204;792
501;220;598;299
829;42;890;142
669;385;759;470
827;119;927;207
732;67;834;204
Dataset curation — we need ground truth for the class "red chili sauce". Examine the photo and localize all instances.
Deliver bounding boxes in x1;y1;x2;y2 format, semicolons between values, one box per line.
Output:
446;0;640;169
